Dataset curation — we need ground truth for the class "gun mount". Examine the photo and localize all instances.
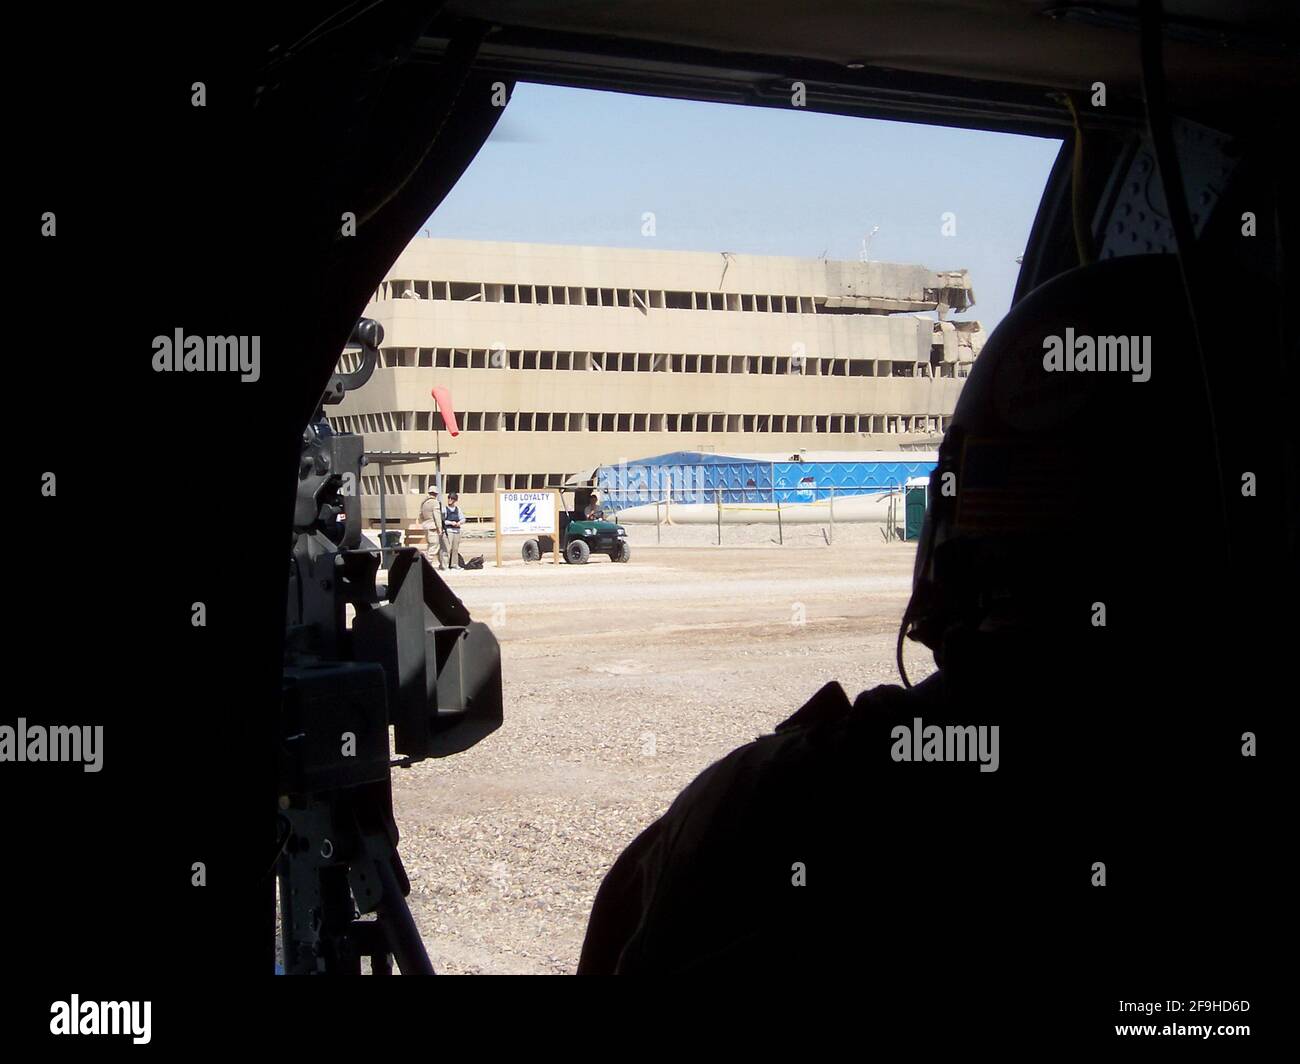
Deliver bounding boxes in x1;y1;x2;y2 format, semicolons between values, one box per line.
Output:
278;317;503;974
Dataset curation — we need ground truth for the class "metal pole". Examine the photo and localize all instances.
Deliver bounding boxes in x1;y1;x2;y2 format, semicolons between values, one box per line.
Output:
716;487;722;546
374;852;435;975
494;490;502;568
433;401;442;496
378;462;389;567
828;484;835;546
777;496;783;545
656;500;661;544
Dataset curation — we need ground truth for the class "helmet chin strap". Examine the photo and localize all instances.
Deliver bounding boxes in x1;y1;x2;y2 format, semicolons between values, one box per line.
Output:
895;614;914;690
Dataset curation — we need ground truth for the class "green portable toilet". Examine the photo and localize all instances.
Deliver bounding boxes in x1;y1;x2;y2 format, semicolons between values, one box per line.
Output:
903;476;929;541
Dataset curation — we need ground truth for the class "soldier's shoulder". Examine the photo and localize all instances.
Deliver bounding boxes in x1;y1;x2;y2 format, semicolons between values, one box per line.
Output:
774;671;944;734
672;673;944;813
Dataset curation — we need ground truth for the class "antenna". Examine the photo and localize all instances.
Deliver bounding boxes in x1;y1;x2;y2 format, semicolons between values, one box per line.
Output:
860;225;880;263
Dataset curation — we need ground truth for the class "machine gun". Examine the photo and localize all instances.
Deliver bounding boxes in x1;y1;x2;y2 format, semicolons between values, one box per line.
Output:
279;317;503;974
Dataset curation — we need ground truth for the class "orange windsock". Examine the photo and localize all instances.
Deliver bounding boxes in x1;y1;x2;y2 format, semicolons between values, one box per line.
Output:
430;385;459;436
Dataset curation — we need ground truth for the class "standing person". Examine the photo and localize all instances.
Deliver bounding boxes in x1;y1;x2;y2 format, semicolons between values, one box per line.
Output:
418;488;446;569
442;492;463;569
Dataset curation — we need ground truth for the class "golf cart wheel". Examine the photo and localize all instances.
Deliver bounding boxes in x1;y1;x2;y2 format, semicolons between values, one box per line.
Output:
611;542;631;563
522;539;540;562
565;538;591;564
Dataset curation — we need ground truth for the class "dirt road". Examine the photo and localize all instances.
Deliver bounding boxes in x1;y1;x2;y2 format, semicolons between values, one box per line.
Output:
391;525;934;973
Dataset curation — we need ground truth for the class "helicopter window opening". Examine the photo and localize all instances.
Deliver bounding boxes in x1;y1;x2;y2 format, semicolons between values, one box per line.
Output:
323;89;1061;950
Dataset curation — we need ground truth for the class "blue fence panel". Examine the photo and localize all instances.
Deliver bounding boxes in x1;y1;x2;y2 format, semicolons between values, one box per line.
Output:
598;457;936;507
712;461;772;503
597;458;773;506
771;460;936;502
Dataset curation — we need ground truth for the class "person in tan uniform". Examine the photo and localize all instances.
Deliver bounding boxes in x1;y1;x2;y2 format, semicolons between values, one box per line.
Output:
418;488;446;570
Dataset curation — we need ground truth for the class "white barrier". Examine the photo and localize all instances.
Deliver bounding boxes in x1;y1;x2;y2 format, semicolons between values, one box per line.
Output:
616;491;899;525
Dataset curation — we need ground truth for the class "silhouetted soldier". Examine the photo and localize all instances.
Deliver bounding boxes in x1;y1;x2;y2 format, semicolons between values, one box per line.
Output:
578;257;1275;994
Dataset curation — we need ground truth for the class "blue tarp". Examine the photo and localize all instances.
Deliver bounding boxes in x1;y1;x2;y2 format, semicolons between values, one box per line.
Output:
596;452;936;506
597;456;772;504
771;459;934;503
615;450;757;467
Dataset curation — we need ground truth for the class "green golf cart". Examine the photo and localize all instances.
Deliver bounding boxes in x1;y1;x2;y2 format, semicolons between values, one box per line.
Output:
521;487;630;564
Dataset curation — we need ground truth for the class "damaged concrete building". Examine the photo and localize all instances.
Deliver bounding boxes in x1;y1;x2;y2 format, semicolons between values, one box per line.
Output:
328;237;984;525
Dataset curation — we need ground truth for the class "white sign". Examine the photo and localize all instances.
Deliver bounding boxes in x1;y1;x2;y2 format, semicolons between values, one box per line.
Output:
499;491;557;535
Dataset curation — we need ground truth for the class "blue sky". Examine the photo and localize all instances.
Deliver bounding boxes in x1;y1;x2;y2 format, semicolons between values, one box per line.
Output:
422;84;1061;332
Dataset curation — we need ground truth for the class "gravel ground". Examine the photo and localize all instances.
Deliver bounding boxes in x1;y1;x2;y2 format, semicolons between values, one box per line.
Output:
388;522;934;973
